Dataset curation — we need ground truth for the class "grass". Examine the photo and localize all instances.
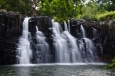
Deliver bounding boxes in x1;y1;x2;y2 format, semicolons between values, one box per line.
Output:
97;11;115;21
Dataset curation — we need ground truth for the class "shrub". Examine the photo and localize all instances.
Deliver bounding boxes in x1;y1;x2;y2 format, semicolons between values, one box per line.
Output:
105;56;115;71
97;11;115;21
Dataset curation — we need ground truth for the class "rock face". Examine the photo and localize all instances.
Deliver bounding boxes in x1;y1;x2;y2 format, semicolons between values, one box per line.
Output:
28;17;54;63
77;20;115;62
0;11;115;64
0;11;22;64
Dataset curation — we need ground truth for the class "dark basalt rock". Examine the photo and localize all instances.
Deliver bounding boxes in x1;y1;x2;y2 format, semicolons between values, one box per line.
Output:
0;10;115;64
28;16;54;63
69;19;78;38
0;10;22;64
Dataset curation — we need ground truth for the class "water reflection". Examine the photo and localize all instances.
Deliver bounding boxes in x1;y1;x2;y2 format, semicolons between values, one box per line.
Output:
17;66;31;76
0;64;113;76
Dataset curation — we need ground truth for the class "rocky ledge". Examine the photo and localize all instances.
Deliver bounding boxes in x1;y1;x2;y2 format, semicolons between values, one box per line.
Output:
0;10;115;64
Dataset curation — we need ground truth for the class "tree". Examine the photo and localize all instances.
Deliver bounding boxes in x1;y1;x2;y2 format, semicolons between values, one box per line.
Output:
99;0;115;11
0;0;81;19
1;0;114;21
37;0;80;21
0;0;34;16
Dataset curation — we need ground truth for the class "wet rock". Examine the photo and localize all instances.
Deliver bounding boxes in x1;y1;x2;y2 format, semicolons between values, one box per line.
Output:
0;10;115;64
69;19;78;37
0;11;22;64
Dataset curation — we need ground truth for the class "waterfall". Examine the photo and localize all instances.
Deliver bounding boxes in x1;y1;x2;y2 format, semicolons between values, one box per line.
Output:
93;27;103;61
62;31;82;62
82;38;95;62
80;25;86;38
79;25;96;62
68;20;70;32
34;26;50;63
52;20;82;63
52;20;68;62
16;18;99;64
64;22;68;31
16;17;32;64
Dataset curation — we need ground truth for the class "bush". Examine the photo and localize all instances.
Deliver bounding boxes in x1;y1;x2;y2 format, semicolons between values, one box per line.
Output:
105;56;115;71
80;15;97;21
97;11;115;21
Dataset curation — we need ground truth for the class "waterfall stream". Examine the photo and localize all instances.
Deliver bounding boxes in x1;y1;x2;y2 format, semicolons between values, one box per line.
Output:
34;26;50;63
16;17;32;64
80;24;86;38
78;25;97;62
16;18;98;64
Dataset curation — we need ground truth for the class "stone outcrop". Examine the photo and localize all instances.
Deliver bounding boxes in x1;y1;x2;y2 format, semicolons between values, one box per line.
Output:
71;19;115;62
0;10;22;64
0;10;115;64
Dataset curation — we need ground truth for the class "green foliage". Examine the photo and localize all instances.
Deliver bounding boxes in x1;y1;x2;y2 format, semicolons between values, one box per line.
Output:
75;0;115;20
37;0;80;21
1;0;114;21
79;2;98;20
0;0;32;15
105;56;115;71
75;1;108;20
97;11;115;20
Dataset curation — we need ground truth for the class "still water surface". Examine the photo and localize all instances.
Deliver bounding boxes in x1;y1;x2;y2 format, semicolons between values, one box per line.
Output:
0;63;114;76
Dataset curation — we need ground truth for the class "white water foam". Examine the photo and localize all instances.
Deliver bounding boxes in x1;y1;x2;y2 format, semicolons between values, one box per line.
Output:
16;17;32;64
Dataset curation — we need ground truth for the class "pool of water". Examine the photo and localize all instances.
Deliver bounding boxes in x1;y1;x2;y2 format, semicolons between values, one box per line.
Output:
0;63;114;76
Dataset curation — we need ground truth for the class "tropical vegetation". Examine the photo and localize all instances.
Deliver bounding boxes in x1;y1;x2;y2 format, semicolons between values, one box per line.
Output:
0;0;115;21
0;0;115;70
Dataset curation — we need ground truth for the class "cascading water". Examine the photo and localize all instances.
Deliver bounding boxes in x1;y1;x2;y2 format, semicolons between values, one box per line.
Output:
16;18;99;64
62;31;82;62
52;20;82;63
34;26;50;63
16;17;32;64
81;38;95;62
68;20;70;32
78;25;97;62
80;24;86;38
64;22;69;31
52;20;69;62
92;27;103;61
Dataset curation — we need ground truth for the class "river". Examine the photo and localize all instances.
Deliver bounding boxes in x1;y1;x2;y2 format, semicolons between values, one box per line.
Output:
0;63;114;76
